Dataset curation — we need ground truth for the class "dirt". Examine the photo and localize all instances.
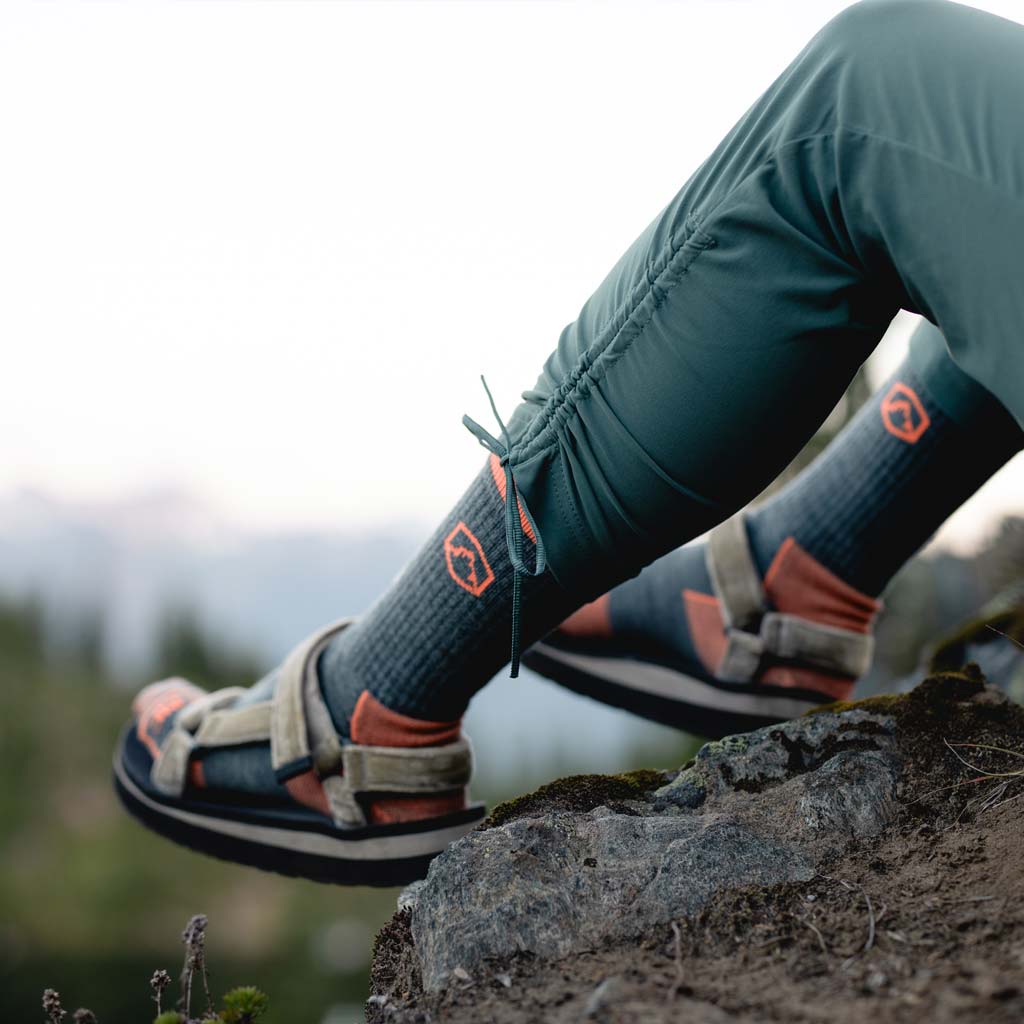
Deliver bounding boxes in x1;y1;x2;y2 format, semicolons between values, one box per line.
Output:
370;670;1024;1023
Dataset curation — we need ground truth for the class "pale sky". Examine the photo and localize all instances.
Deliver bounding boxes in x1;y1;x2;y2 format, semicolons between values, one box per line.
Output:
1;0;1021;547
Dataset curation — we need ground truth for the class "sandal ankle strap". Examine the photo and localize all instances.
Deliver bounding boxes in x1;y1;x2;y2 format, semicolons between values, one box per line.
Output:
707;514;873;683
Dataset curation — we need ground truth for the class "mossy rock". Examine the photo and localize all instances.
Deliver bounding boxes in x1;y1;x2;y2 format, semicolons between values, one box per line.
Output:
480;768;668;830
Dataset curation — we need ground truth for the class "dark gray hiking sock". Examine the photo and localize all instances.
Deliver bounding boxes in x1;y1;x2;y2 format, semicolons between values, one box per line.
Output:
606;542;714;656
745;332;1024;597
318;460;578;731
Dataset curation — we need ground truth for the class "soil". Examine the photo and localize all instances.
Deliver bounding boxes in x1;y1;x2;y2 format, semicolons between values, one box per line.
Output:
371;670;1024;1023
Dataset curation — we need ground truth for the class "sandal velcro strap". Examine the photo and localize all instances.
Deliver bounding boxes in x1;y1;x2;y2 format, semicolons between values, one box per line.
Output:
150;686;271;798
759;613;873;677
194;702;273;748
151;728;197;797
707;515;873;684
269;618;475;828
341;739;473;794
271;618;354;781
707;514;768;633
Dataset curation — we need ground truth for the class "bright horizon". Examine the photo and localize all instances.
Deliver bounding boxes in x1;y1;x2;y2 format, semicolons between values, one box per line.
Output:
2;0;1021;549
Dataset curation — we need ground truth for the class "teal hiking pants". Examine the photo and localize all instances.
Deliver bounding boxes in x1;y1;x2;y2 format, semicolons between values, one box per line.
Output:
502;0;1024;599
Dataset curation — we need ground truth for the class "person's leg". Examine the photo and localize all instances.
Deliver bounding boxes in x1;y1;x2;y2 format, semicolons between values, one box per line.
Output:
507;0;1024;607
119;0;1024;882
525;321;1024;736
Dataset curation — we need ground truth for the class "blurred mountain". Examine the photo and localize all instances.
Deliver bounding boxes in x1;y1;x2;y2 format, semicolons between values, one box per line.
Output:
0;486;418;672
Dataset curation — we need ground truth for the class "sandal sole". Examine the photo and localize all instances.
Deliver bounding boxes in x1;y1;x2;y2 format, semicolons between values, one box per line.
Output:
113;727;485;887
523;640;826;737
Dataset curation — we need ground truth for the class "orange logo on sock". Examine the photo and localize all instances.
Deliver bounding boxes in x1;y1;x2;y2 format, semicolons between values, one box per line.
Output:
880;381;930;444
444;521;495;597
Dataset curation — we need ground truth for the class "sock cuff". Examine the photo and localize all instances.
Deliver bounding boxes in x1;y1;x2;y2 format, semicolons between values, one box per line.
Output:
351;690;461;747
763;537;881;633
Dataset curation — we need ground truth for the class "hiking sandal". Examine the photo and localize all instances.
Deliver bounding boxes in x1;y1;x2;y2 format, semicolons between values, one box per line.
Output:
523;514;875;736
113;619;485;886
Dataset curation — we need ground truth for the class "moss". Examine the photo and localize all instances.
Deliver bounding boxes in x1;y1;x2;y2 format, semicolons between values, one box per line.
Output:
695;733;750;760
219;987;269;1023
807;692;905;717
480;768;667;831
807;668;986;720
369;908;422;1017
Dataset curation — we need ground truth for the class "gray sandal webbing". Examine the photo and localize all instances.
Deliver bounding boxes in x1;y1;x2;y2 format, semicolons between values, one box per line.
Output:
706;515;873;684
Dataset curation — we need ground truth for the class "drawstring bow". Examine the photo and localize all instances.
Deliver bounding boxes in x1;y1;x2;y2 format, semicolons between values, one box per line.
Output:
462;376;547;676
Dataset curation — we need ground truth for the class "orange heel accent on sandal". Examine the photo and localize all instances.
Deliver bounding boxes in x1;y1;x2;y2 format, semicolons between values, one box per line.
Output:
285;770;331;817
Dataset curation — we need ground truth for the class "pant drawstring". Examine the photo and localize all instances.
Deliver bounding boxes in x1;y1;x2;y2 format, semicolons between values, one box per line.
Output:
462;375;547;677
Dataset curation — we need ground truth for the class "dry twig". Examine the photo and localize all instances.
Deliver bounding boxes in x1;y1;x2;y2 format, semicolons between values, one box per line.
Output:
985;623;1024;650
801;916;828;955
668;920;686;1002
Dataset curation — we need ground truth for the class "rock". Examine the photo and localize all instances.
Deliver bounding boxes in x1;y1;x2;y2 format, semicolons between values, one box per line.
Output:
653;707;896;809
397;880;426;913
406;704;902;992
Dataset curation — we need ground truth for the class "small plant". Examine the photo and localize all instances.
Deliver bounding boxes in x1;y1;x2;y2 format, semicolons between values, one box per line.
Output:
42;990;66;1024
42;915;269;1024
179;914;214;1021
151;970;172;1017
219;987;271;1024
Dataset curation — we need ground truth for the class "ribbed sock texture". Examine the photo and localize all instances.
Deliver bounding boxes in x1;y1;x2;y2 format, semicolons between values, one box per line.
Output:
318;461;578;727
606;543;712;657
746;354;1023;596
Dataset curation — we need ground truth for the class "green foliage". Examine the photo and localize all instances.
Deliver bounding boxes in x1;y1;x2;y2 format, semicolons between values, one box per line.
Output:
219;986;269;1023
483;768;670;830
152;1013;185;1024
0;595;45;666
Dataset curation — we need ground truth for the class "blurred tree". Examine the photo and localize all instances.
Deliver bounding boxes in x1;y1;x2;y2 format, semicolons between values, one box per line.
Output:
152;605;267;691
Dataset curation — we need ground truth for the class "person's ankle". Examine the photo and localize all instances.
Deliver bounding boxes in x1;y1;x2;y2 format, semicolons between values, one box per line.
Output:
349;690;461;747
752;535;880;697
346;690;466;824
